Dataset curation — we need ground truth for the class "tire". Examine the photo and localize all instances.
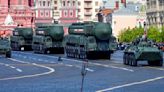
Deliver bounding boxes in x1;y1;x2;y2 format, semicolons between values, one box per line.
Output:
108;54;111;60
6;51;11;58
123;54;126;65
131;54;137;66
156;60;163;66
148;61;154;66
129;54;132;66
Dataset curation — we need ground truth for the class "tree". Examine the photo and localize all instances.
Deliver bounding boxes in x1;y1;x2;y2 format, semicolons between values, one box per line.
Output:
118;26;164;42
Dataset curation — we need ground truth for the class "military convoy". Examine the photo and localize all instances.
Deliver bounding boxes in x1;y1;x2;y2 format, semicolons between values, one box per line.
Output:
32;24;64;54
123;37;163;66
64;22;117;59
0;36;11;58
11;28;33;51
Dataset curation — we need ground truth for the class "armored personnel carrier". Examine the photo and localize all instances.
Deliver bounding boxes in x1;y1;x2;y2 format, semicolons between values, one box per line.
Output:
32;24;64;54
123;38;163;66
11;28;33;51
64;22;117;59
0;37;11;58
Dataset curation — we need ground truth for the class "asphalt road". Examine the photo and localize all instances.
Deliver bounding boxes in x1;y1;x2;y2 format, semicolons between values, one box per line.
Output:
0;50;164;92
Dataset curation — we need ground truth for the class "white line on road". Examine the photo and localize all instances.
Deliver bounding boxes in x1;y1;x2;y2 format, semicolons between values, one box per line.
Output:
65;64;73;67
74;65;94;72
96;76;164;92
16;68;22;72
14;52;132;72
146;66;164;71
0;58;55;81
0;63;22;73
10;66;16;69
5;64;9;67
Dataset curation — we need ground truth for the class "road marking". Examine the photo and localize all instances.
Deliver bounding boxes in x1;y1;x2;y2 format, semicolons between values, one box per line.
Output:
65;64;73;67
74;65;94;72
0;63;22;73
146;66;164;71
0;58;55;81
10;66;16;69
16;68;22;72
5;64;9;67
96;76;164;92
32;58;37;60
13;52;132;72
38;59;42;61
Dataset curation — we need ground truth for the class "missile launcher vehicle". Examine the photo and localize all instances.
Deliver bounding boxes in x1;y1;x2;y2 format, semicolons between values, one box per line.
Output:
32;24;64;54
11;28;33;51
64;22;117;59
0;37;11;58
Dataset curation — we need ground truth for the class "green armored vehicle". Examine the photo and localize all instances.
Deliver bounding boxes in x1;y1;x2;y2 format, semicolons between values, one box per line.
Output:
123;38;163;66
11;28;33;51
64;22;117;59
0;37;11;58
32;24;64;54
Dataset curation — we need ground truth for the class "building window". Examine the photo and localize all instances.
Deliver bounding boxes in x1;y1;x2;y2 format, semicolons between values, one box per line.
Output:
63;1;65;6
54;1;57;4
95;9;99;12
73;1;75;6
46;11;49;17
43;1;46;6
70;10;73;17
40;1;42;6
78;2;80;6
68;1;70;6
18;0;22;5
64;10;67;17
54;7;57;10
41;11;44;17
95;2;98;6
48;1;50;6
78;9;80;12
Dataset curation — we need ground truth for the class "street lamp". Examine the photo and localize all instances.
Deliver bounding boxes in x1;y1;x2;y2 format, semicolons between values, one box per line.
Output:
81;59;88;92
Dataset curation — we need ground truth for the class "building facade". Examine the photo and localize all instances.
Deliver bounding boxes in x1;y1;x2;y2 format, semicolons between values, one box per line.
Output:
146;0;164;28
0;0;35;29
112;7;138;37
52;0;60;23
59;0;78;24
35;0;53;23
77;0;103;22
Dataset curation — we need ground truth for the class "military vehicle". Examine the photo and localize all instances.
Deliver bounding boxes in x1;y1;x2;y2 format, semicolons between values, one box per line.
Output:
0;36;11;58
123;37;163;66
11;28;33;51
64;22;117;59
32;24;64;54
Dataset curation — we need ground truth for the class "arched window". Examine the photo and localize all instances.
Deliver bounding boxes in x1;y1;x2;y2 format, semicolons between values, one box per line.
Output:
43;1;46;6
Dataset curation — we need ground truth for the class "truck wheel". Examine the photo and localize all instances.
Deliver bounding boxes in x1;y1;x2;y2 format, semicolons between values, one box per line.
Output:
129;54;132;66
123;54;126;65
131;54;137;66
108;54;111;60
157;60;163;66
6;51;11;58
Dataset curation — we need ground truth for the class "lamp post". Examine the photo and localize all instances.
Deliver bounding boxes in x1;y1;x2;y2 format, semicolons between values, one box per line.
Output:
81;59;88;92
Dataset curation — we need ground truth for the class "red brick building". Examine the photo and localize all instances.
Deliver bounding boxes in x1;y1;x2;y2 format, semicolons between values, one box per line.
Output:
35;0;53;23
59;0;78;24
0;0;35;36
0;0;35;31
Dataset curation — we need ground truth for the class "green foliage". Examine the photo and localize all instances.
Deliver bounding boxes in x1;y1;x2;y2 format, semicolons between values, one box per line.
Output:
118;26;164;42
118;27;144;42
